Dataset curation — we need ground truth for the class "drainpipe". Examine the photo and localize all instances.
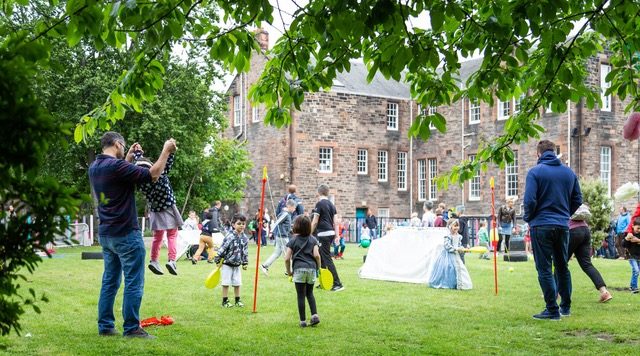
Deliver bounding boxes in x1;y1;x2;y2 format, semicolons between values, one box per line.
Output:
289;110;295;184
461;97;465;206
409;101;413;215
242;73;248;144
234;73;244;141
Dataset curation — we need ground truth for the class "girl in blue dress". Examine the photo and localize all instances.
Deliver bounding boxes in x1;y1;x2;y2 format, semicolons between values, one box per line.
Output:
428;218;473;290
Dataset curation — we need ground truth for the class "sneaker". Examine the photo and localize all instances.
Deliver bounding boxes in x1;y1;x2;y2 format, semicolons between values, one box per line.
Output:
310;314;320;326
124;327;156;339
299;321;308;328
632;288;639;294
222;301;233;308
599;291;613;303
98;328;119;337
191;258;197;265
148;261;164;275
316;284;322;289
165;261;177;275
559;307;571;317
331;285;345;292
532;309;561;320
235;300;245;308
260;264;269;276
207;260;215;264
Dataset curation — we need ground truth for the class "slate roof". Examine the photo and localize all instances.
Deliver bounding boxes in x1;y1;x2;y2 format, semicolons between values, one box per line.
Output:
329;57;484;99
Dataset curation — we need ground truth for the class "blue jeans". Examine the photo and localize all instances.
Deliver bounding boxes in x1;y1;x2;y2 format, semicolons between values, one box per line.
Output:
629;259;639;289
333;237;345;255
531;226;571;313
98;230;146;335
370;228;377;240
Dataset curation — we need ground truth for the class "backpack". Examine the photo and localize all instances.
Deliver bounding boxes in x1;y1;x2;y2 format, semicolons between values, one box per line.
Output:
276;194;303;219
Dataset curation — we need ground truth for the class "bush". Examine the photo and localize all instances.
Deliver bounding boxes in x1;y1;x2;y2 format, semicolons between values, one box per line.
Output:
580;179;613;248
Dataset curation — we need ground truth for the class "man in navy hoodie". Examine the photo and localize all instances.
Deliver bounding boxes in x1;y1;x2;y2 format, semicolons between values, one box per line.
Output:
524;140;582;320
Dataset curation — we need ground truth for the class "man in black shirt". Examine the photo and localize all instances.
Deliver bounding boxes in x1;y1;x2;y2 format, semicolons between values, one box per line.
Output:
310;184;344;292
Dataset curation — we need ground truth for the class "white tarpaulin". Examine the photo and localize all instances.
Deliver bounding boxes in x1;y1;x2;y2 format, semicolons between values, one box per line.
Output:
175;230;224;261
358;227;448;284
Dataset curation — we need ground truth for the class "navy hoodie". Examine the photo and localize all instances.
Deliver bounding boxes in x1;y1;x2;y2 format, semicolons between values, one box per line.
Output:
523;151;582;228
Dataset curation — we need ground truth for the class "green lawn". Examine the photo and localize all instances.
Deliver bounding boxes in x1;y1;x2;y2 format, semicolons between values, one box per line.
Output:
0;241;637;355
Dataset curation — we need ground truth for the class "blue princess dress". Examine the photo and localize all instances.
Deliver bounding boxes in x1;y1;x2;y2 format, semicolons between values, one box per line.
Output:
428;233;473;290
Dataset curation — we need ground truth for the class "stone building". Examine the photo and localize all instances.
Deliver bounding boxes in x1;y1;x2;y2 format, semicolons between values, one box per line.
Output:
225;32;638;219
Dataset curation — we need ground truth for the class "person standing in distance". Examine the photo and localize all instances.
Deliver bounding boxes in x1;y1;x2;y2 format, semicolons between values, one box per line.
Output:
524;140;582;320
310;184;344;292
89;132;176;338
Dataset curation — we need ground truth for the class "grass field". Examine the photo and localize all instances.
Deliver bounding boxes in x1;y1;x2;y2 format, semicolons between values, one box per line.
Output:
0;241;637;355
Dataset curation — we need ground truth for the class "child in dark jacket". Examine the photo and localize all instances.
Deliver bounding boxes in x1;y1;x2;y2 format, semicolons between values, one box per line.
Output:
214;213;249;307
284;215;321;327
623;217;640;293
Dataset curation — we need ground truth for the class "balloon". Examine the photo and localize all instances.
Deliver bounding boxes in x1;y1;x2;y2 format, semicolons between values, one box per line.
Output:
360;239;371;248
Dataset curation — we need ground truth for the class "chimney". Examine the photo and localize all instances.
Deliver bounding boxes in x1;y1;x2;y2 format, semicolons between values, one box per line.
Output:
255;28;269;51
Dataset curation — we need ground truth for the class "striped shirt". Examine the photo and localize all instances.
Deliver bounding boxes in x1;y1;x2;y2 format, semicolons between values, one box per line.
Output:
89;154;152;237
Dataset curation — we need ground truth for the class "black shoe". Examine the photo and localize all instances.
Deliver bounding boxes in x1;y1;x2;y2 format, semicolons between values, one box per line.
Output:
532;309;560;321
98;328;119;337
124;327;156;339
331;285;345;292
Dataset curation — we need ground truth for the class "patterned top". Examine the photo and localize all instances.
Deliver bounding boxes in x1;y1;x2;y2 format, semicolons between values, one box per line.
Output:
443;233;463;253
88;154;152;237
215;230;249;267
134;152;176;212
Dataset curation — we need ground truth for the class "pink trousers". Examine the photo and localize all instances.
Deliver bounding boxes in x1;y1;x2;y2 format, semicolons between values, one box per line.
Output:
150;228;178;262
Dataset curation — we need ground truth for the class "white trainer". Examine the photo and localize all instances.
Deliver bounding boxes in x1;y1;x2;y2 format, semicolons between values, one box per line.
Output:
165;260;177;275
148;260;164;275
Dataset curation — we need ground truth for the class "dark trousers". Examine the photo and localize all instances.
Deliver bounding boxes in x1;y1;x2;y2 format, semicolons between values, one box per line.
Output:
295;282;317;321
318;235;342;287
616;233;627;258
531;226;571;313
555;227;606;290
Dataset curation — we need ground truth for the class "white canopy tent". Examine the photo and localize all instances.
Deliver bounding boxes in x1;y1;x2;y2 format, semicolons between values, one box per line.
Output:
358;227;448;284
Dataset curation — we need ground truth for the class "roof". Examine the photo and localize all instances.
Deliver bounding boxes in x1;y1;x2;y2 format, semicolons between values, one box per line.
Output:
329;57;484;99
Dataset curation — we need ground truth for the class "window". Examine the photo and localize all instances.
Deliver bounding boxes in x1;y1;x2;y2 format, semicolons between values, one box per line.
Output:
469;99;480;124
378;151;388;182
497;99;510;120
233;95;241;127
397;152;407;191
505;151;519;198
601;64;612;112
468;155;481;200
600;146;611;196
387;103;398;130
513;95;524;115
319;147;333;173
417;159;426;201
419;105;437;130
378;208;390;219
428;159;438;201
357;149;368;175
252;106;260;122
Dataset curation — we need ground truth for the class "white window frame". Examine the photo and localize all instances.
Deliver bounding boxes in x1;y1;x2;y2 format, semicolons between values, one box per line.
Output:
319;147;333;173
419;105;437;130
378;208;390;219
497;99;510;120
469;99;480;124
397;152;407;191
428;158;438;201
417;159;426;201
505;151;519;198
387;103;398;131
357;149;368;175
513;95;524;115
233;95;241;127
252;106;260;122
378;150;388;182
600;146;611;196
600;63;612;112
468;154;481;201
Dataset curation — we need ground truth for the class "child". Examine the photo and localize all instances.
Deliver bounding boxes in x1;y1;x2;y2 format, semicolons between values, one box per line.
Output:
428;218;473;289
361;223;370;242
191;211;216;264
284;215;321;327
623;218;640;293
410;212;421;227
477;220;490;260
333;216;347;259
214;213;249;307
134;152;183;276
182;210;199;231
